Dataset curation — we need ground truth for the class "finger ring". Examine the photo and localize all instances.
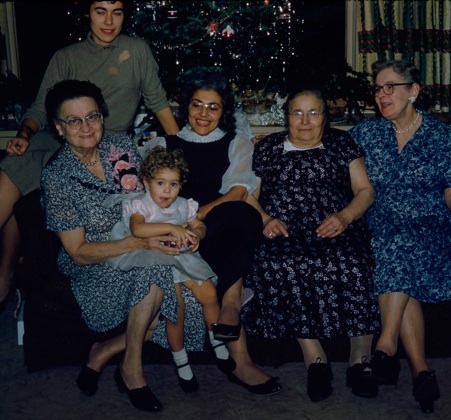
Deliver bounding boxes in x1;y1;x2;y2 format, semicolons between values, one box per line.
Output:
333;228;338;232
268;232;273;237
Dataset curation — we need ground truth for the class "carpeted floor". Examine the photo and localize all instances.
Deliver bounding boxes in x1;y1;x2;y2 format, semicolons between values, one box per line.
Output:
1;294;451;420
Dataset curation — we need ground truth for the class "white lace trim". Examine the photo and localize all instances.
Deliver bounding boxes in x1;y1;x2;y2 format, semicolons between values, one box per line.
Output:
177;125;226;143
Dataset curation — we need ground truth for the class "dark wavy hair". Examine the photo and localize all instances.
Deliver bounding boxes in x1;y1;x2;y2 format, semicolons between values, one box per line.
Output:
284;87;330;129
141;146;189;186
177;68;236;134
45;79;108;126
78;0;133;17
371;59;429;111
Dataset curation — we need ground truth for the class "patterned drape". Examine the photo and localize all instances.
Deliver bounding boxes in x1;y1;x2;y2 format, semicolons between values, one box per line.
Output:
356;0;451;111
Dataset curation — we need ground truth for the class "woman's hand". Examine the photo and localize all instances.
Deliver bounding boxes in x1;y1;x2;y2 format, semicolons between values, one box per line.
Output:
6;137;30;156
145;235;182;255
263;217;289;239
316;211;351;238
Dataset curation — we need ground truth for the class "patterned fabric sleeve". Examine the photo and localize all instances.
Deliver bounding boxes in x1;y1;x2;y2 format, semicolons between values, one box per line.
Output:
41;169;83;232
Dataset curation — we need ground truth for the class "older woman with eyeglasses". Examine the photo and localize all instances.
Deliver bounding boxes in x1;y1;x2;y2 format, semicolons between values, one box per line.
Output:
242;87;380;402
41;79;182;412
350;59;451;414
142;68;282;396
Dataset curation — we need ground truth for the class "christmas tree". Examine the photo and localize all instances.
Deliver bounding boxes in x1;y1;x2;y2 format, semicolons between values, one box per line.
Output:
129;1;296;98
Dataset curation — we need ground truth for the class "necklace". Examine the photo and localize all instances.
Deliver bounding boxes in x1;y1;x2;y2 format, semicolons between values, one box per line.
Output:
81;150;99;167
393;111;420;134
84;159;98;167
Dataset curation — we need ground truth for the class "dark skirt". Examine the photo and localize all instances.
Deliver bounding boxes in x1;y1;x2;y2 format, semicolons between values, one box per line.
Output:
199;201;263;302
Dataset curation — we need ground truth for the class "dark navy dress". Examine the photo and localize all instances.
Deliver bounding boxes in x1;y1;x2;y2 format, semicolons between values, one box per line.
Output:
242;129;380;340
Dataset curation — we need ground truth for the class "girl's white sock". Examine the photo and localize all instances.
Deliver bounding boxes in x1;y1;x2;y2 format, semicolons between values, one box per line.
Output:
209;331;229;360
172;348;193;380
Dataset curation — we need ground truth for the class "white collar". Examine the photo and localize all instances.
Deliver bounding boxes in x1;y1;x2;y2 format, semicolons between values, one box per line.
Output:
177;125;226;143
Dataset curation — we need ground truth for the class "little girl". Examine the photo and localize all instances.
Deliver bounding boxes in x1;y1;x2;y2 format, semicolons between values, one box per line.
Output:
105;146;233;392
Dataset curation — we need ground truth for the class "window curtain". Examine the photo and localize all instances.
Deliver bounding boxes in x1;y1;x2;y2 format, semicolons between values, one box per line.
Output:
357;0;451;111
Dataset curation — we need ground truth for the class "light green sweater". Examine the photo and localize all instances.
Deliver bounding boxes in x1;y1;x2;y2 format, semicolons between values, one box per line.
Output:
24;33;170;134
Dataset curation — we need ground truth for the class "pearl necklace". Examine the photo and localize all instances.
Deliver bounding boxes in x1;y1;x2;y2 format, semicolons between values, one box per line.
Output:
393;111;420;134
84;159;98;167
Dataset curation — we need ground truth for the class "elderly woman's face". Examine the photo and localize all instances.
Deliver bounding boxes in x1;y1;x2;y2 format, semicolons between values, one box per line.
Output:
374;67;415;121
287;94;325;145
54;97;103;153
188;89;224;136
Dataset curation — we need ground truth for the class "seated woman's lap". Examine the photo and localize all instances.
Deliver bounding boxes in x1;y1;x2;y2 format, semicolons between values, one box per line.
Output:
199;201;262;301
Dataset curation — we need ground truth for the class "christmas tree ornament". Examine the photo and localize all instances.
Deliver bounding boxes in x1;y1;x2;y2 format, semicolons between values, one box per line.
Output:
168;8;178;19
208;21;219;35
221;25;235;39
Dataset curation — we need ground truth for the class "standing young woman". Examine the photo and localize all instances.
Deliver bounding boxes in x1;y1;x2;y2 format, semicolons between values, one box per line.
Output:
0;1;178;307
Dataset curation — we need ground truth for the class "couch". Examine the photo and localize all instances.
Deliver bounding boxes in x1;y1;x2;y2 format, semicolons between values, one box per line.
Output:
14;190;451;372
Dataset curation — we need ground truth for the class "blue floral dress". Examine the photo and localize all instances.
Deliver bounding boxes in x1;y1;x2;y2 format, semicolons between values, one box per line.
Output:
350;113;451;302
41;134;176;333
242;129;380;340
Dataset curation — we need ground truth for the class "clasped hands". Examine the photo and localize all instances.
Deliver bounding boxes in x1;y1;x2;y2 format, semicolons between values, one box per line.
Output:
263;212;350;240
152;225;198;255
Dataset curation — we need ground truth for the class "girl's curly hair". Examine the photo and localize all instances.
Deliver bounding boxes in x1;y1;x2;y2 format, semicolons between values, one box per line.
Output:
141;146;189;186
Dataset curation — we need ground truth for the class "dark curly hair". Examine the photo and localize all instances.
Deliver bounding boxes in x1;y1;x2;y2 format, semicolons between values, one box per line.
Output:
45;79;108;126
177;68;237;134
141;146;189;186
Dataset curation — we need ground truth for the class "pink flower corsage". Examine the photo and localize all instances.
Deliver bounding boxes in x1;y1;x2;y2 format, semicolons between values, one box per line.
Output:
107;145;143;191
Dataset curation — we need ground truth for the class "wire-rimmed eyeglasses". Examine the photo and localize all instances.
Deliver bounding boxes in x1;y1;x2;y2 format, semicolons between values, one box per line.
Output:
189;100;223;113
288;110;323;120
58;112;103;130
372;82;413;96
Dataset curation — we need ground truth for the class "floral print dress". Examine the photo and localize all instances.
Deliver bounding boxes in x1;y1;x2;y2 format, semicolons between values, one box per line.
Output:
242;129;380;340
41;134;176;333
350;114;451;302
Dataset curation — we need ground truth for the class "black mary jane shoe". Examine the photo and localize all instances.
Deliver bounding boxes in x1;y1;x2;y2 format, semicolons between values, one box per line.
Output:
307;359;333;402
212;343;237;374
175;362;199;393
216;355;236;374
76;366;101;396
413;370;440;414
114;366;163;412
370;350;401;385
346;359;378;398
212;322;241;341
227;373;282;396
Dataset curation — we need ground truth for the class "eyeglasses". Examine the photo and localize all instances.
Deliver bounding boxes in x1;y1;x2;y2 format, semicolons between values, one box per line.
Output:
288;110;323;120
372;83;413;96
189;100;223;113
58;112;103;130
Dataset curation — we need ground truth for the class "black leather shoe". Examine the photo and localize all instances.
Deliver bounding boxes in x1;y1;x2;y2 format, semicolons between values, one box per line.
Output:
370;350;401;385
216;355;236;374
346;359;378;398
211;342;236;373
212;323;241;341
175;362;199;392
307;360;333;402
413;370;440;413
114;366;163;412
76;366;101;396
227;373;282;396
